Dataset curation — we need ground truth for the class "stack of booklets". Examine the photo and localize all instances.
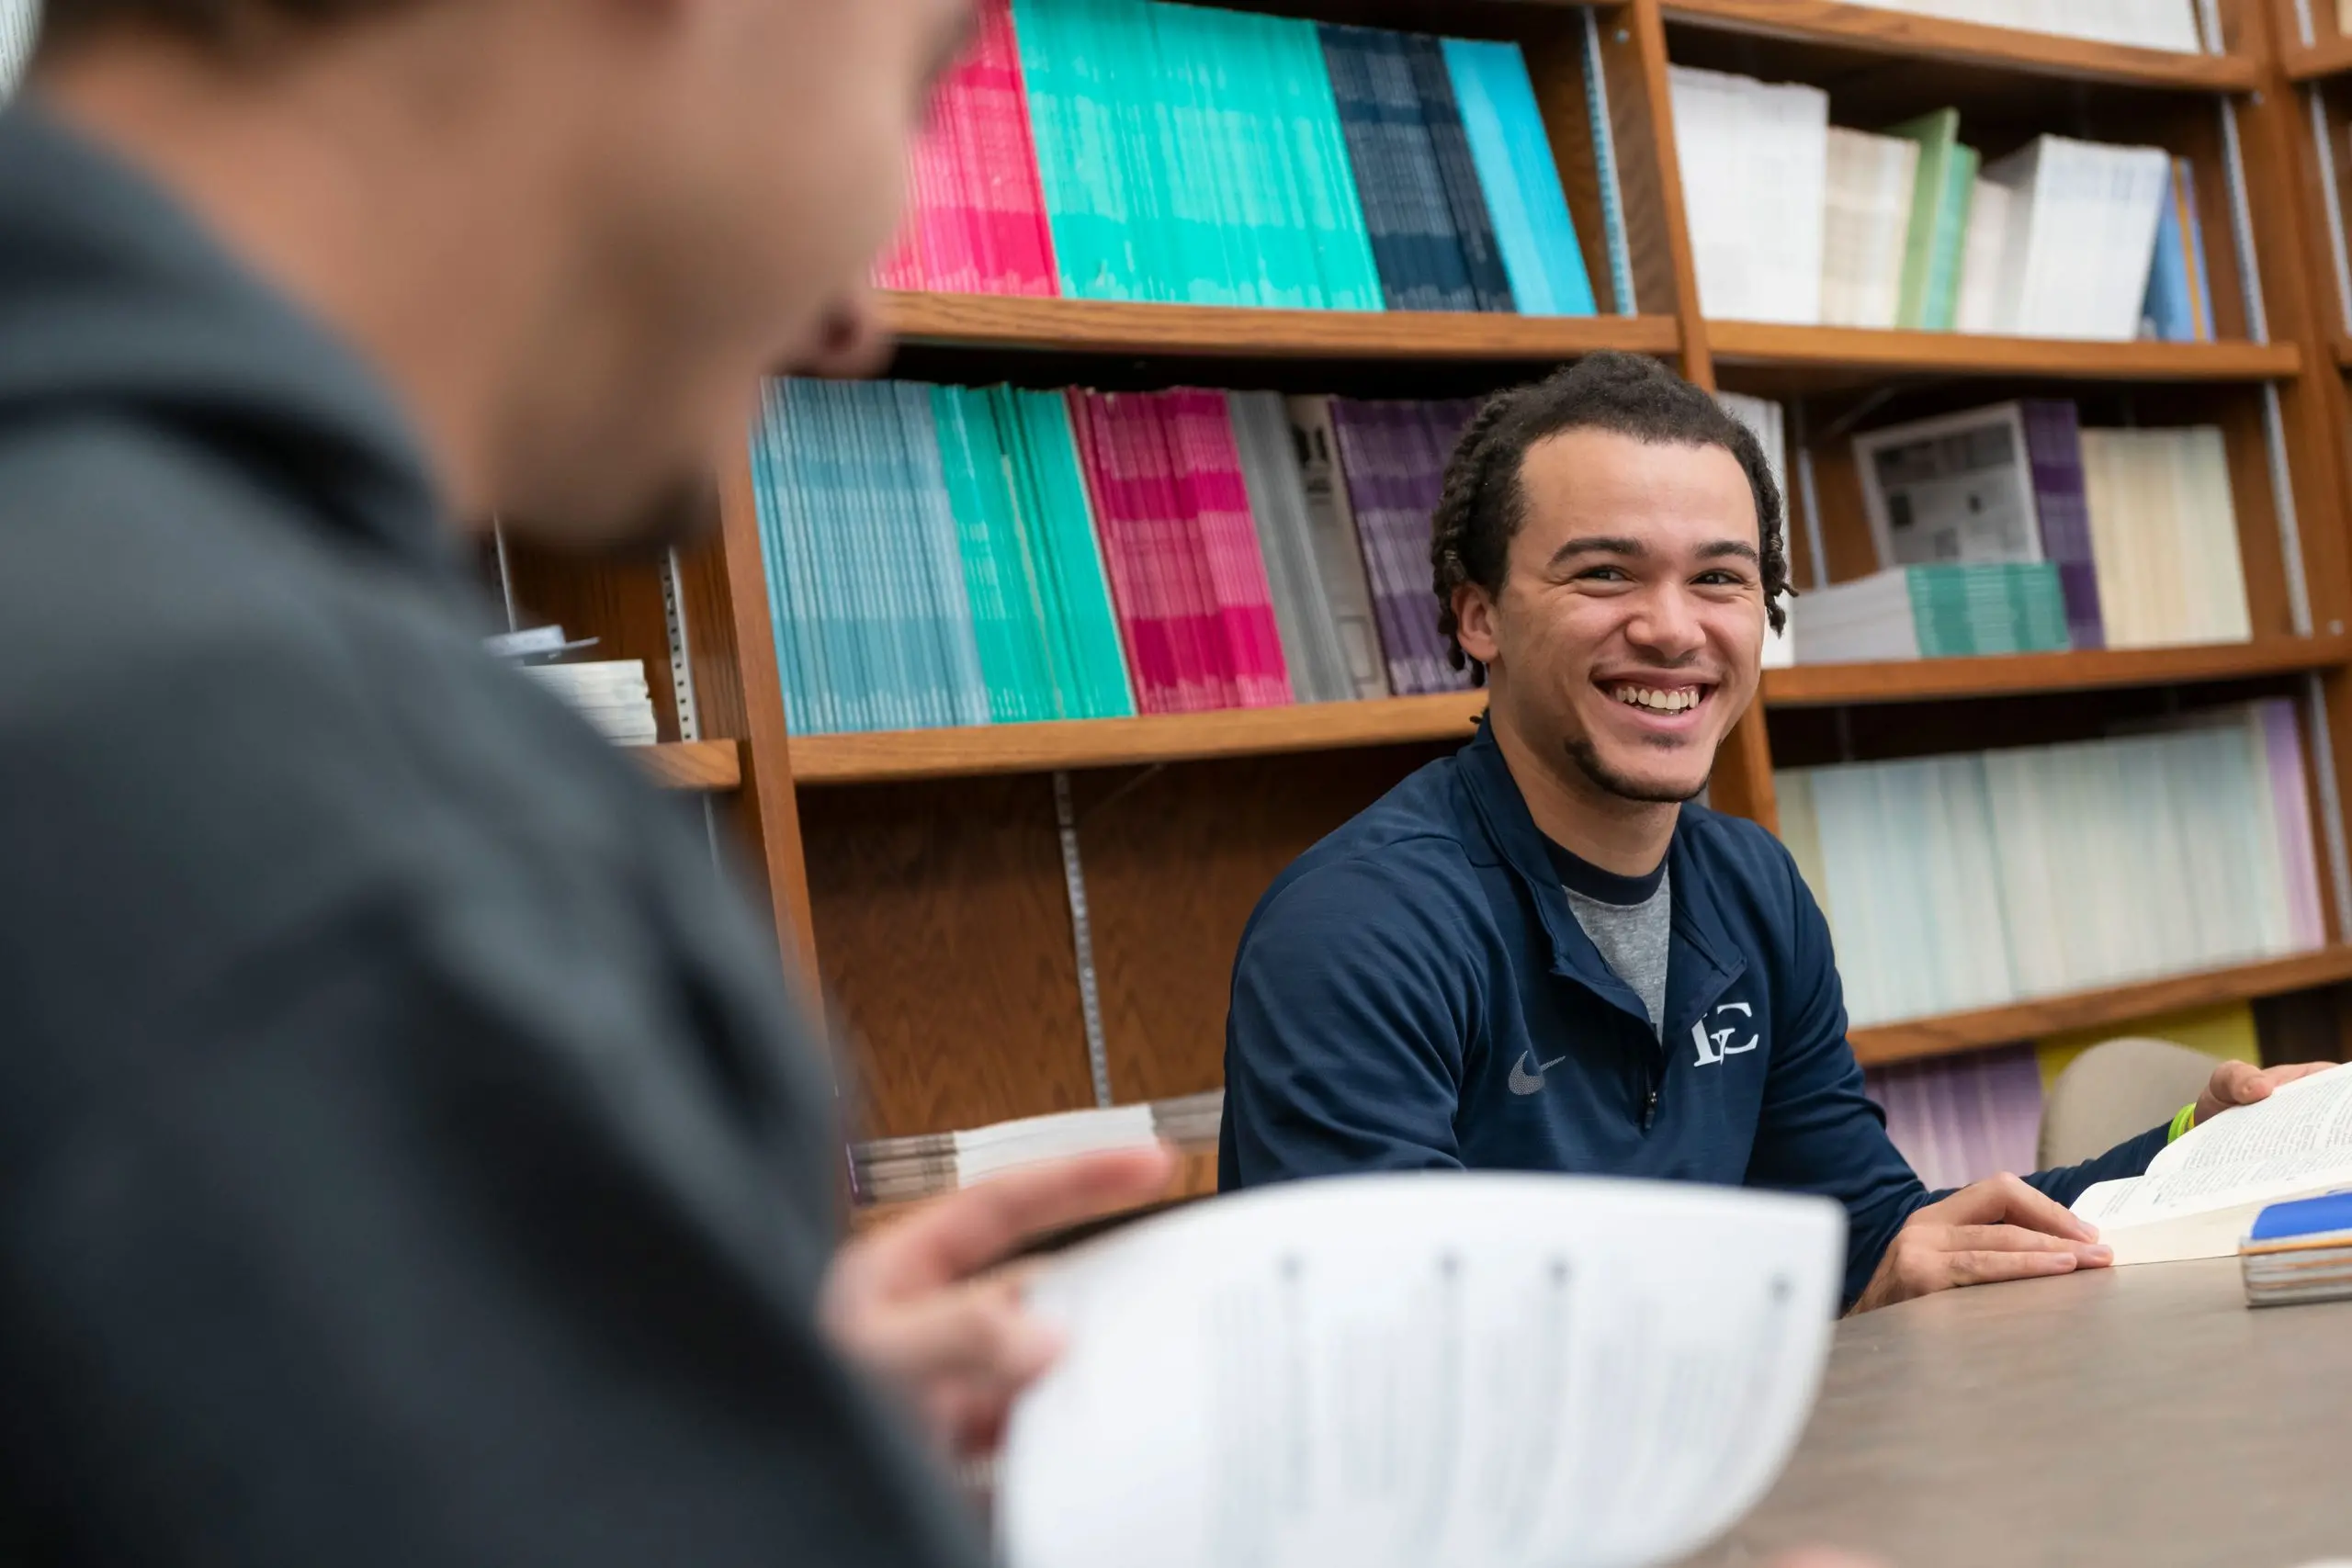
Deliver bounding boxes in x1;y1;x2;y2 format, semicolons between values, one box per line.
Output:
2243;1193;2352;1307
1790;562;2070;663
1848;400;2248;656
2079;425;2253;648
851;1089;1224;1204
1670;75;2211;344
752;378;1130;732
1668;66;1829;325
1312;396;1483;695
749;378;1484;732
1778;700;2327;1027
522;660;661;747
1820;126;1921;329
1227;392;1382;704
889;0;1615;313
1069;389;1294;714
873;0;1057;297
1849;0;2204;50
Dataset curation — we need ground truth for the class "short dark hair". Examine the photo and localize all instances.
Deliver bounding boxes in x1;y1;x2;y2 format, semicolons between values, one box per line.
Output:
33;0;407;57
1430;350;1791;686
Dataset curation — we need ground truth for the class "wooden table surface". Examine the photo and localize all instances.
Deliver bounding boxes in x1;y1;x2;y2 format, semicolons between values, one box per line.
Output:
1688;1260;2352;1568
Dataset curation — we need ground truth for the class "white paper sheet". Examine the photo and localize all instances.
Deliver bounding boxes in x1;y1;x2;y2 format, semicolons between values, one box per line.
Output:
1001;1174;1846;1568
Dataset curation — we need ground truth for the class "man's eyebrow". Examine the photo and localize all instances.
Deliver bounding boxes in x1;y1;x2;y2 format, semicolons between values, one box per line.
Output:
1698;540;1761;564
1544;536;1647;569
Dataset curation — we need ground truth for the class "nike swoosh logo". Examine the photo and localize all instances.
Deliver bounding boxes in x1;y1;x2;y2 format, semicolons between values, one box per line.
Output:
1508;1050;1569;1097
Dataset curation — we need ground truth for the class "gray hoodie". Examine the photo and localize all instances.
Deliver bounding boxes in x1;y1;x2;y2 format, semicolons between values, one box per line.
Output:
0;107;982;1568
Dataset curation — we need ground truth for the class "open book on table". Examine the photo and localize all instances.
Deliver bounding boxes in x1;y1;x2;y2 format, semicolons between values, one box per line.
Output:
2071;1062;2352;1265
999;1173;1846;1568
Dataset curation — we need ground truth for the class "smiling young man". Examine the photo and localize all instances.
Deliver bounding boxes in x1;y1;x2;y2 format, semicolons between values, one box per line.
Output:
1220;353;2323;1312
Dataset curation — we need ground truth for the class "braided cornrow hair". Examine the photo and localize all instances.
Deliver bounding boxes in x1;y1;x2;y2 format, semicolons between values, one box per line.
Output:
1430;351;1791;687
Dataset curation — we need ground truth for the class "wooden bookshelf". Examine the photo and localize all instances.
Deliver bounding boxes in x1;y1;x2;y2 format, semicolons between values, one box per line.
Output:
1852;948;2352;1066
1707;322;2300;389
1661;0;2261;91
2283;30;2352;82
509;0;2352;1173
880;292;1683;364
791;694;1487;785
634;739;743;793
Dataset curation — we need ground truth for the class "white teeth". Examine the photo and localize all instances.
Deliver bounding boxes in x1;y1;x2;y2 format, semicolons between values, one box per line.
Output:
1611;685;1701;713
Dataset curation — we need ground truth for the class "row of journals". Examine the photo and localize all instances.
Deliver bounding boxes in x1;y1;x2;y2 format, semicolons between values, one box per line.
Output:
1796;400;2251;662
1849;0;2207;50
1673;72;2214;343
746;378;1480;736
878;0;1620;316
850;1090;1224;1204
1778;700;2325;1030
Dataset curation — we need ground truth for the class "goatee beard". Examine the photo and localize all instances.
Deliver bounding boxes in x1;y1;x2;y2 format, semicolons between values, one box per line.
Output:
1565;737;1710;806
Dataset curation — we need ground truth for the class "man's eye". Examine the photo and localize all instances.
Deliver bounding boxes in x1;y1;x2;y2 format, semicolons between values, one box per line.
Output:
1577;566;1633;583
1693;570;1748;586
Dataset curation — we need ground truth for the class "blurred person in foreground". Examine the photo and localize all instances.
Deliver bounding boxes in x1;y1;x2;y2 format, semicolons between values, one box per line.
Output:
0;1;1865;1563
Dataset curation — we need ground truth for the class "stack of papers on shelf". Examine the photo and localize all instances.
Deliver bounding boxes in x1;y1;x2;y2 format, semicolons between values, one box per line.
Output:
1820;127;1920;329
2080;425;2253;649
522;660;660;747
2072;1066;2352;1265
1980;135;2174;341
1849;0;2203;51
1777;700;2326;1028
1668;64;1829;325
853;1091;1226;1205
2243;1192;2352;1307
1790;562;2070;663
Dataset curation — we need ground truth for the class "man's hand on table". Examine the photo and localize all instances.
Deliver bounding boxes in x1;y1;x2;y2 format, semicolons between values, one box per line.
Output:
2193;1059;2336;1127
820;1145;1177;1461
1849;1173;2111;1314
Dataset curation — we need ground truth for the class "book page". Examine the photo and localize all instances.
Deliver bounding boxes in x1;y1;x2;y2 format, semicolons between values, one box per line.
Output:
1001;1174;1845;1568
2103;1065;2352;1225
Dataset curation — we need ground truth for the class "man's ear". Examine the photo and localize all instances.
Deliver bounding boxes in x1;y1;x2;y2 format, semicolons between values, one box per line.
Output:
1453;581;1501;671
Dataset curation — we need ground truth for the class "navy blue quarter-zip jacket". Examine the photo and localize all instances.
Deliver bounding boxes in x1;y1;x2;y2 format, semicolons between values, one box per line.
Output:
1220;721;2169;1308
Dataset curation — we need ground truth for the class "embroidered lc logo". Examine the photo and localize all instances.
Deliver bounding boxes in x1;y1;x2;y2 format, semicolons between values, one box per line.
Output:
1690;1001;1760;1067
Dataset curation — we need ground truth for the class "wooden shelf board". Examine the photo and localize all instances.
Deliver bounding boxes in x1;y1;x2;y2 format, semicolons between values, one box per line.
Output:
1851;949;2352;1067
792;644;2346;785
2335;333;2352;371
1709;322;2300;387
2285;31;2352;83
1661;0;2257;91
1764;637;2352;707
789;693;1489;785
634;739;743;792
879;292;1680;363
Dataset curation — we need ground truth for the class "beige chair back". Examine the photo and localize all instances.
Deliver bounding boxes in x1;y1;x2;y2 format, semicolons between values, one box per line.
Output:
2037;1037;2222;1169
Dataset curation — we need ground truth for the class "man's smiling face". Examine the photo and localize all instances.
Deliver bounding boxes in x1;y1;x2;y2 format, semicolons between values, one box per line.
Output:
1453;426;1767;804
